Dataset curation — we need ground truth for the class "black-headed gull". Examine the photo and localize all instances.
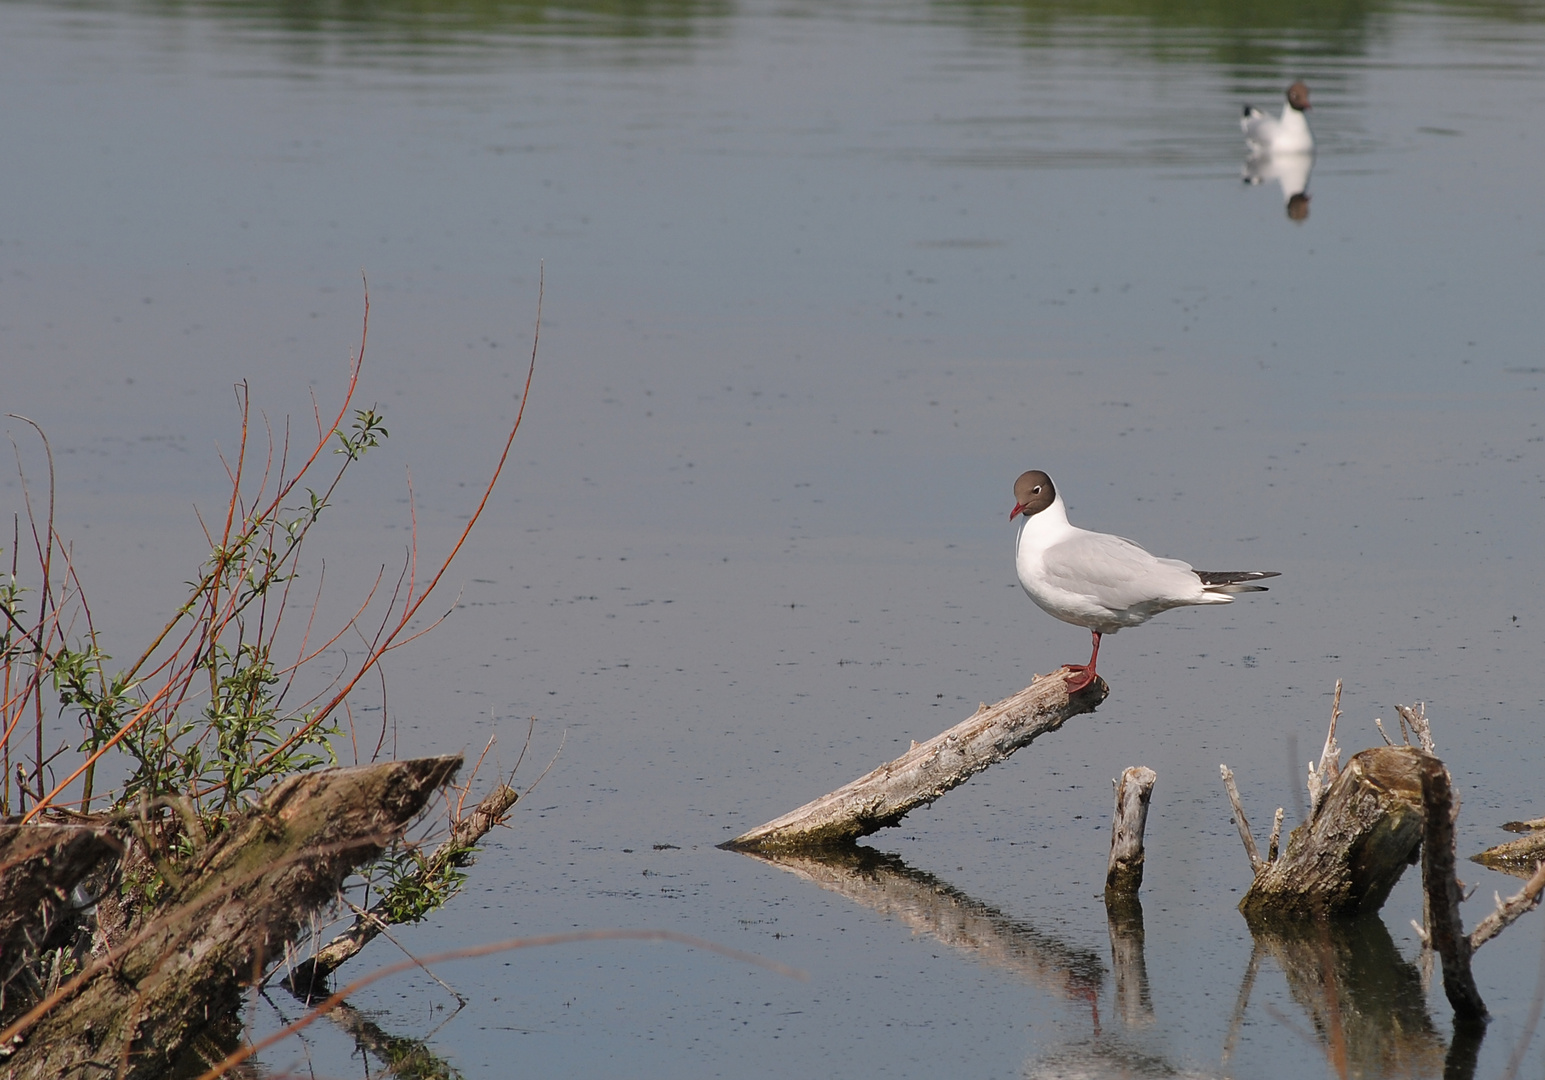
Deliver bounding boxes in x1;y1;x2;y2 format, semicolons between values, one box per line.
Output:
1010;470;1278;692
1241;82;1314;155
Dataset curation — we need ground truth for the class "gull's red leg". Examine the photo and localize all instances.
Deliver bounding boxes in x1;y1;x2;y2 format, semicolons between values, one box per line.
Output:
1064;630;1101;692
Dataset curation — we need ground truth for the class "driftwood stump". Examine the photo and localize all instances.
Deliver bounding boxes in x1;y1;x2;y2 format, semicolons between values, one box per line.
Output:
1103;765;1155;1007
0;755;460;1080
1237;746;1427;921
1223;695;1545;1034
723;671;1106;851
1105;766;1155;900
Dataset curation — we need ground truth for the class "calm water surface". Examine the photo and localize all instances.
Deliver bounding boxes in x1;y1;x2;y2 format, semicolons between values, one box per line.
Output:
3;1;1545;1076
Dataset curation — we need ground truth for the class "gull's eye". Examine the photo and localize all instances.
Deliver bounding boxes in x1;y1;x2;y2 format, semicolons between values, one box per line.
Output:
1032;486;1042;495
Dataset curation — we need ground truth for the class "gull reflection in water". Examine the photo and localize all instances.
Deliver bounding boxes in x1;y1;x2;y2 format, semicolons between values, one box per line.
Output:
1244;151;1313;223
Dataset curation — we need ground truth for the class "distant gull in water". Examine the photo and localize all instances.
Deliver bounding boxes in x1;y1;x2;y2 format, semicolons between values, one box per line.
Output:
1009;471;1278;692
1241;81;1314;155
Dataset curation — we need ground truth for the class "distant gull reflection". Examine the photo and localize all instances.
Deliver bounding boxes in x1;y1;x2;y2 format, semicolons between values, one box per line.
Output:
1243;151;1314;222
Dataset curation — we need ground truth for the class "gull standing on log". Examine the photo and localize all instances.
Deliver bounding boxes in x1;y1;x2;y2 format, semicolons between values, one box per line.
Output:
1010;471;1278;692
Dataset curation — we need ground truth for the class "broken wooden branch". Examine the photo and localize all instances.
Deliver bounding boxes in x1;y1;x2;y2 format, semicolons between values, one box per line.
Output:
1220;764;1265;875
1418;755;1488;1023
1394;703;1435;754
1105;766;1155;901
284;781;519;996
1306;680;1344;816
0;755;461;1080
722;672;1107;851
1468;860;1545;952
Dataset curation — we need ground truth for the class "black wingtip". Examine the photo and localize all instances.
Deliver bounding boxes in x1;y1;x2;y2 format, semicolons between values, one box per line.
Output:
1196;570;1280;587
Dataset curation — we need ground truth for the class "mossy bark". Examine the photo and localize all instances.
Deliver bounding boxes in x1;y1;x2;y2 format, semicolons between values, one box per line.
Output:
0;755;460;1080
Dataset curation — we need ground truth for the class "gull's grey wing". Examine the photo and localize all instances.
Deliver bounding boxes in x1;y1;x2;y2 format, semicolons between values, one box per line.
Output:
1038;530;1201;611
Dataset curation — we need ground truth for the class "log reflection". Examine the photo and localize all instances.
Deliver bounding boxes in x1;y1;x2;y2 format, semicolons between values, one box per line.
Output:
1245;917;1447;1078
740;846;1482;1078
1024;1038;1216;1079
739;846;1103;1009
1105;895;1153;1029
326;999;465;1080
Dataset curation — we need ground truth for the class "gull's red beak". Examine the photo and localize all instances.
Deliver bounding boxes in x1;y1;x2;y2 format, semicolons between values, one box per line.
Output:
1009;503;1025;520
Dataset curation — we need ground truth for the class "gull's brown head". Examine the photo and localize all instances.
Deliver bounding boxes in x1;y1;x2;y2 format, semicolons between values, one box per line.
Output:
1010;470;1056;520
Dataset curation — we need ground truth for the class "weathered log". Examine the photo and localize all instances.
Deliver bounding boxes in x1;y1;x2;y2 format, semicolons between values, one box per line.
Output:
0;755;461;1080
722;671;1107;851
1238;746;1427;921
0;824;122;975
1502;816;1545;833
1472;825;1545;874
736;845;1103;1004
1105;766;1155;901
1419;757;1487;1023
285;781;519;997
1104;766;1155;1020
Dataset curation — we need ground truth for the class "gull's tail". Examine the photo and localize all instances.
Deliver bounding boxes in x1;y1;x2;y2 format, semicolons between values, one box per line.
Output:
1196;570;1279;594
